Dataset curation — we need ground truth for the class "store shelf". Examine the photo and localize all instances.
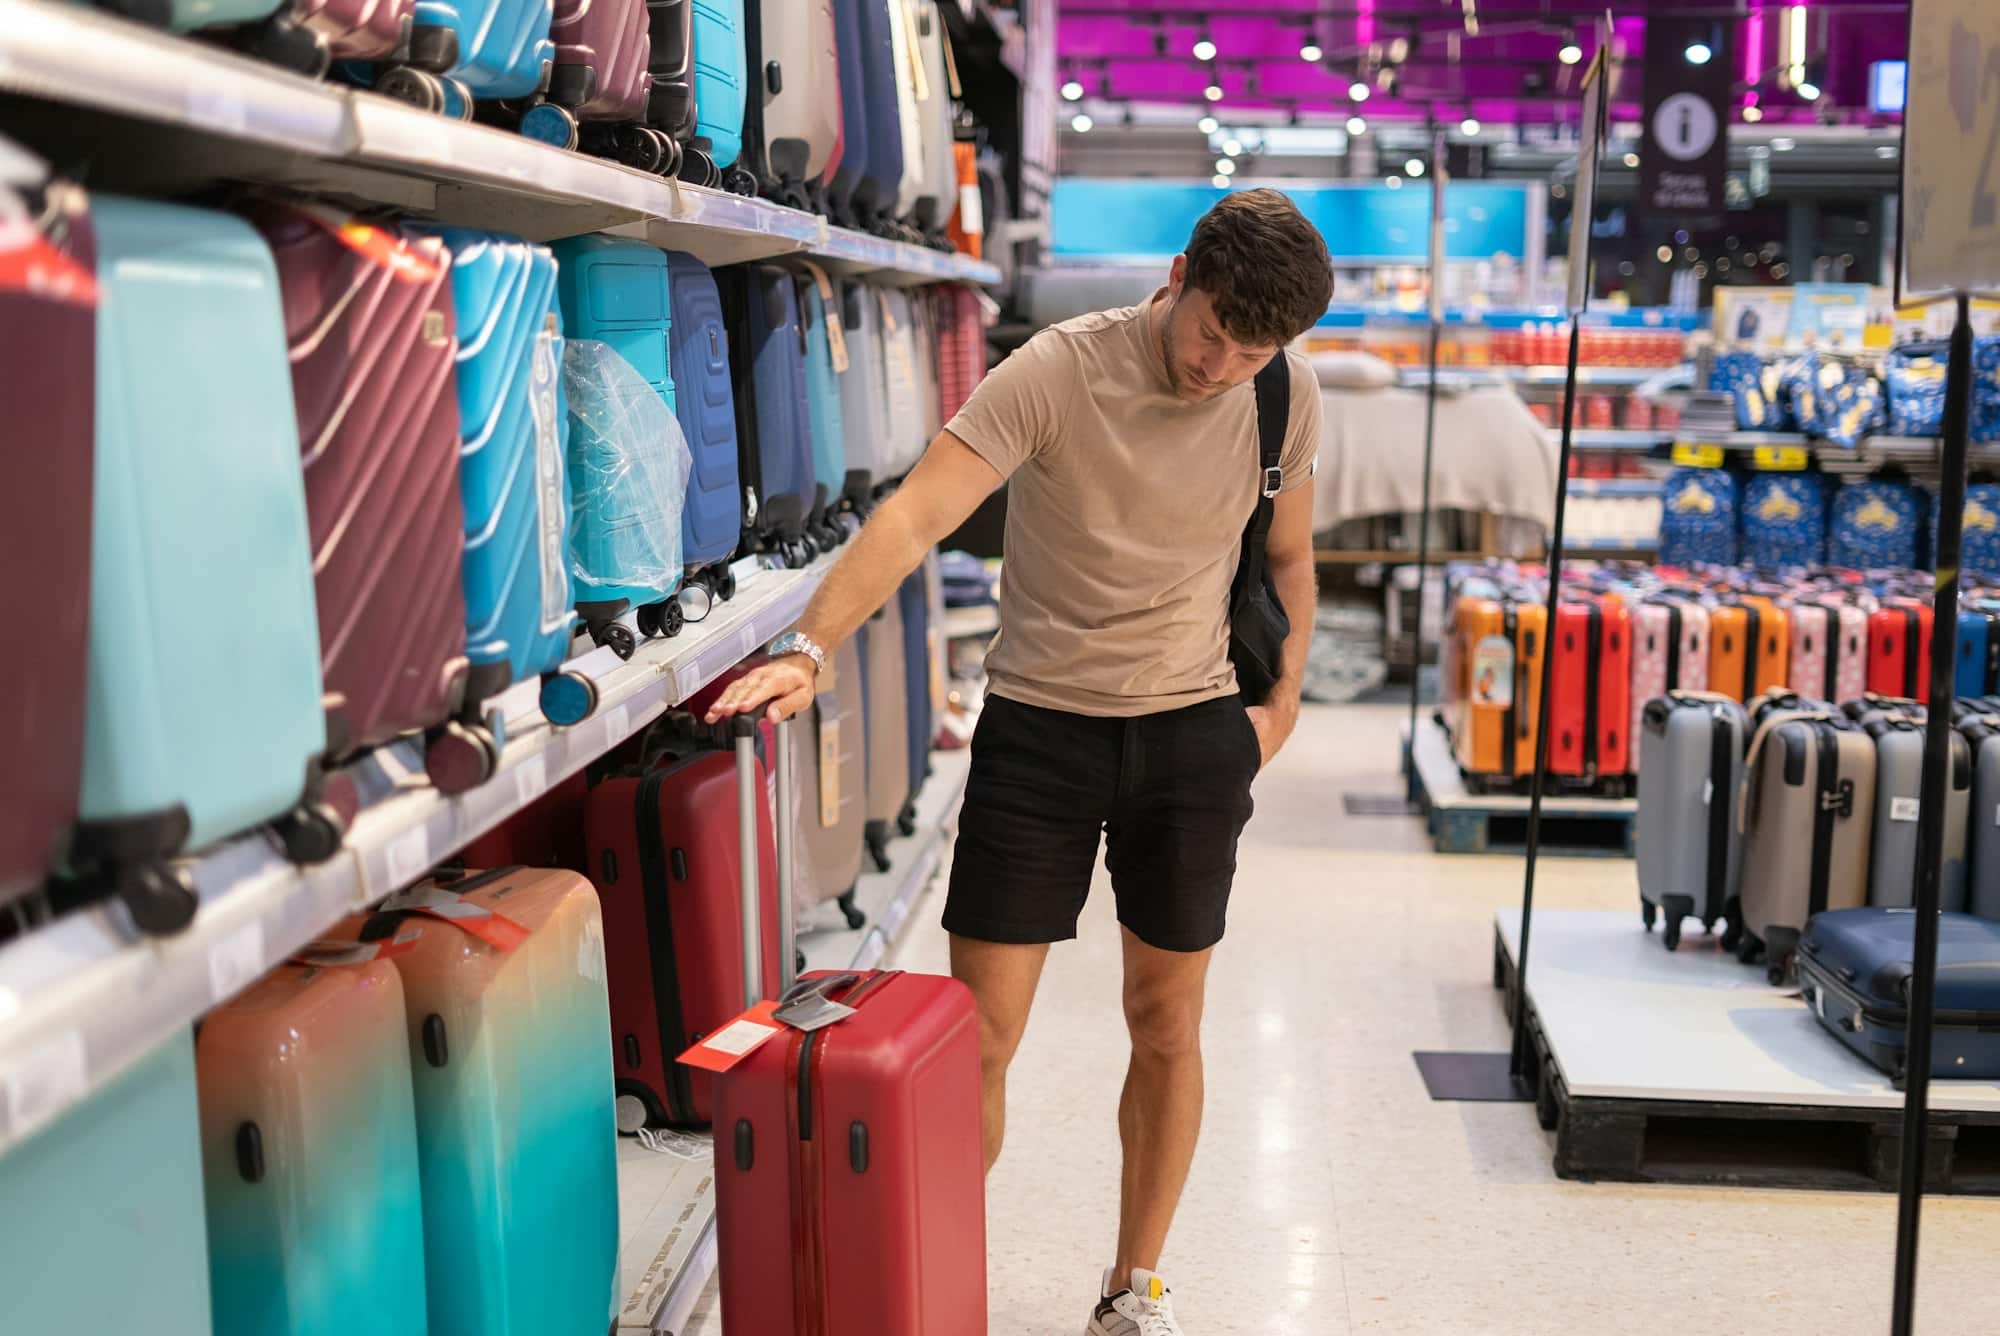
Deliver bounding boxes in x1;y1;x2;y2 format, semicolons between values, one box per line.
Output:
1508;366;1686;386
1552;430;1673;451
942;605;1001;639
0;0;999;284
613;749;966;1333
1565;478;1665;497
1314;549;1493;566
0;552;828;1157
1562;537;1660;554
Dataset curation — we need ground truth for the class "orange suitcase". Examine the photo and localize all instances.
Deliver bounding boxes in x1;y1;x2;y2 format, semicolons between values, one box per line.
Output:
1710;597;1790;702
1453;596;1547;786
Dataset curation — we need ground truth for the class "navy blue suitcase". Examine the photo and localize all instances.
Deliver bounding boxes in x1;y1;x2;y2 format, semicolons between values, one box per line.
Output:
1798;909;2000;1083
896;564;931;830
1956;609;2000;698
721;263;816;564
848;0;905;231
664;251;742;591
825;0;872;226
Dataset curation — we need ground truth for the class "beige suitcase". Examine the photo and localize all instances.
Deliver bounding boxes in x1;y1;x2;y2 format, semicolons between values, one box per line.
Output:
863;594;911;872
796;636;869;929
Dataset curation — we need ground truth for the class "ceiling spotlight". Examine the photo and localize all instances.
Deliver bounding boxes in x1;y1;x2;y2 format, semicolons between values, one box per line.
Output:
1300;42;1323;62
1657;245;1673;263
1618;261;1636;277
1685;41;1713;65
1222;138;1244;157
1376;67;1399;95
1405;158;1426;177
1743;104;1764;122
1684;246;1700;261
1212;174;1231;189
1071;113;1093;133
1349;81;1371;101
1385;176;1404;189
1771;136;1796;151
1674;228;1690;244
1558;32;1583;65
1214;157;1237;175
1192;37;1217;62
1198;115;1219;135
1623;152;1640;168
1346;115;1367;136
1797;80;1821;101
1204;83;1224;101
1388;36;1411;64
1061;80;1084;102
1461;117;1480;136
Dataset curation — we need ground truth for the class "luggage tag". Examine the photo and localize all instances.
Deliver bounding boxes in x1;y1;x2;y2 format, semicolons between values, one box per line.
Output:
801;262;848;373
677;1000;784;1074
290;927;422;969
377;883;531;953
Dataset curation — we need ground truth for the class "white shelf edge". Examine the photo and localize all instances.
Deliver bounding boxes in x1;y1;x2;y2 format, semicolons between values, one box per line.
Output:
0;554;827;1156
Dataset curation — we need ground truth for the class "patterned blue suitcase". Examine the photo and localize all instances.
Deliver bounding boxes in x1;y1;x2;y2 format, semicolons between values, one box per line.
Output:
1965;484;2000;577
78;198;330;933
723;263;817;563
552;235;684;650
896;562;932;829
1658;467;1738;568
1828;477;1921;570
691;0;747;185
1740;472;1827;570
665;250;743;588
1799;909;2000;1082
799;268;849;545
418;227;598;728
1;1034;213;1336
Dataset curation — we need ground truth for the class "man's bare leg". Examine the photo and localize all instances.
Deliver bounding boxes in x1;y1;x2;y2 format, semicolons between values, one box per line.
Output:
1113;926;1213;1279
948;934;1052;1172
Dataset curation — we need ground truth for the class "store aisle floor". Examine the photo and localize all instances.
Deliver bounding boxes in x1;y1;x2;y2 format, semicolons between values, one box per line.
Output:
682;702;2000;1335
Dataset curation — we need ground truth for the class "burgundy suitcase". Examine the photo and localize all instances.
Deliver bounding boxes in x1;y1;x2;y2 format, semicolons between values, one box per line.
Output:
254;204;488;794
460;771;591;872
548;0;654;122
935;284;986;423
290;0;412;61
0;167;94;911
586;714;783;1128
713;968;987;1336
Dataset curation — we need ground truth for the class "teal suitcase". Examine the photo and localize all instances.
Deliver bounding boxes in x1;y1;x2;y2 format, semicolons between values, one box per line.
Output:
799;267;848;548
76;198;331;935
0;1033;214;1336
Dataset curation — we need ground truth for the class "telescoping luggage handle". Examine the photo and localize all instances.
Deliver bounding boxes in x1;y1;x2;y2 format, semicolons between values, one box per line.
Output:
734;714;799;1008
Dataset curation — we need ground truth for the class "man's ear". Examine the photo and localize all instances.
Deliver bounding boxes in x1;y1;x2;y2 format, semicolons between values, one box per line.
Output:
1168;253;1188;294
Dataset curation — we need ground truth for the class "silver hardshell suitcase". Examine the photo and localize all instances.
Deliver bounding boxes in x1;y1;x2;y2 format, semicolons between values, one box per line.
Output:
1865;713;1971;913
1635;692;1747;951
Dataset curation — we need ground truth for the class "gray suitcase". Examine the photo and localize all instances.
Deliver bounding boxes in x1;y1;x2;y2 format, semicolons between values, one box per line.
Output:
1736;711;1876;983
837;278;889;509
861;596;911;872
1865;714;1972;912
795;635;869;931
1962;717;2000;918
1635;693;1748;951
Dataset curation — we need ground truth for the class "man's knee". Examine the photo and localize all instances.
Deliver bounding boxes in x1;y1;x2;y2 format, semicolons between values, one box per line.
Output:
1123;988;1203;1060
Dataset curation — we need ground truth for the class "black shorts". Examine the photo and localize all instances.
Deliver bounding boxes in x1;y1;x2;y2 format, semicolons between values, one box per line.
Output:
943;694;1260;954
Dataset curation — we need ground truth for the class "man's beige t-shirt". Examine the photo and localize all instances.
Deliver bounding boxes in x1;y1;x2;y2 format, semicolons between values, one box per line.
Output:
944;295;1320;718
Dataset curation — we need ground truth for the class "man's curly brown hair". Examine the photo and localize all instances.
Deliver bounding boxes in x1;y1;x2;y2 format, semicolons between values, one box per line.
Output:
1183;188;1335;348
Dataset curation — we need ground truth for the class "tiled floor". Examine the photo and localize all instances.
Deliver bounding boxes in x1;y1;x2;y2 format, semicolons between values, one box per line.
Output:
684;702;2000;1334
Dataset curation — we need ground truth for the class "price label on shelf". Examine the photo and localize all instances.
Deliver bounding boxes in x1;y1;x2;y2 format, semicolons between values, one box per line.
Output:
1751;445;1811;472
514;754;548;807
208;921;267;1005
603;705;631;748
1671;443;1726;468
384;826;431;890
2;1032;88;1143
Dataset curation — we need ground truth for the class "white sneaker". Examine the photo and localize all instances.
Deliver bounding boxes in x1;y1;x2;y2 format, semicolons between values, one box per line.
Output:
1085;1267;1184;1336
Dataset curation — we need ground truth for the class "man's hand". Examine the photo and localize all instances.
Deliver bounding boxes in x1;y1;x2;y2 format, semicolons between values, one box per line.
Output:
703;653;818;724
1244;693;1300;770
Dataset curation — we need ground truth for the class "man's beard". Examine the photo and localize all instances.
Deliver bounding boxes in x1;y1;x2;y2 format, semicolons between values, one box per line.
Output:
1160;296;1225;403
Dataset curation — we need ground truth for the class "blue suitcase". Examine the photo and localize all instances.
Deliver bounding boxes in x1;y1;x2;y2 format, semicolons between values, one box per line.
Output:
798;268;849;546
1798;909;2000;1083
826;0;873;225
398;0;555;101
896;563;932;829
847;0;907;230
78;198;330;932
1;1034;213;1336
551;235;685;650
1657;467;1738;568
1957;608;2000;698
691;0;747;187
1740;472;1827;570
665;250;743;589
418;227;598;728
1828;477;1920;570
837;279;889;511
723;263;817;563
1965;483;2000;577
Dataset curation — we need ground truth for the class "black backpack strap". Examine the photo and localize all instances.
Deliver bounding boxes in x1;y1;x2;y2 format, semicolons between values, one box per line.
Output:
1242;353;1291;584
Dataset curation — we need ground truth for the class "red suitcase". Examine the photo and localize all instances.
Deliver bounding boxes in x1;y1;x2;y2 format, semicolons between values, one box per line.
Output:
1868;599;1934;699
935;284;987;423
460;771;592;872
255;203;486;793
713;969;987;1336
1546;592;1632;784
586;714;783;1128
0;166;93;912
548;0;654;122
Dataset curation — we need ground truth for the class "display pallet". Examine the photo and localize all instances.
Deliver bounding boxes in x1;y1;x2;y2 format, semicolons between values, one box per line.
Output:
1493;910;2000;1196
1407;719;1637;857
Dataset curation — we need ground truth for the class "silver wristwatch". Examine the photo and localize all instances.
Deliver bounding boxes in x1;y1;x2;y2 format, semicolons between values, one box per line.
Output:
769;631;827;674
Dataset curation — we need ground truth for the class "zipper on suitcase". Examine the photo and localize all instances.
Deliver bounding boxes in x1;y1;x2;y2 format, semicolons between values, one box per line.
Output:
1705;709;1733;918
635;770;700;1124
1582;601;1603;779
1904;608;1922;698
1808;722;1851;916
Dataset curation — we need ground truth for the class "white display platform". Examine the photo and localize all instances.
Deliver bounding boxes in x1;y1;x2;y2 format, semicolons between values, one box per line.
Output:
1499;908;2000;1112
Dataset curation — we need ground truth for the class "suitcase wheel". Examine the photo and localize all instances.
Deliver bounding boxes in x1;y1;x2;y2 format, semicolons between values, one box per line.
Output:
540;669;599;726
722;163;759;197
836;888;866;931
118;863;199;938
243;13;331;79
426;719;500;795
1640;899;1657;931
376;66;449;114
678;146;718;188
593;621;638;660
649;128;681;179
443;77;475;122
274;800;346;866
520;101;580;151
634;599;685;639
677;582;714;626
714;568;737;602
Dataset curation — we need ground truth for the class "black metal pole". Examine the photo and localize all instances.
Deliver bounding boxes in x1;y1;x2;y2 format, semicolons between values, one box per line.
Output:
1508;319;1581;1081
1407;316;1443;801
1888;291;1974;1336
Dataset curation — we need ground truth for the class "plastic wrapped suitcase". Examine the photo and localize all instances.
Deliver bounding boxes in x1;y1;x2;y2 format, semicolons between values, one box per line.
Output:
0;1033;213;1336
797;636;870;931
689;0;747;185
798;266;849;546
1628;599;1706;775
416;227;597;729
1863;713;1971;912
1741;472;1827;569
381;0;555;104
552;235;687;648
77;197;330;935
936;282;986;421
1868;599;1934;699
586;715;782;1127
898;561;936;823
1545;593;1631;788
255;204;486;795
847;0;908;230
723;264;817;562
1658;466;1739;568
1828;477;1922;570
838;278;889;508
1886;342;1948;438
906;0;957;240
755;0;843;209
1956;608;2000;699
1798;910;2000;1083
1450;596;1546;788
523;0;656;163
713;967;986;1336
0;160;92;915
862;597;912;869
348;867;619;1336
1734;711;1875;982
197;950;427;1336
1788;599;1870;707
1636;693;1746;950
665;250;744;587
825;0;873;224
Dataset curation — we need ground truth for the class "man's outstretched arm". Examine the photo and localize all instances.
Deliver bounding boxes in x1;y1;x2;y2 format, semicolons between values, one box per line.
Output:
702;431;1003;723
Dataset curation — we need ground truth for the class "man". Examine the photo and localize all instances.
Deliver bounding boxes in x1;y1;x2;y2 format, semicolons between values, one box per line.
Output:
704;188;1331;1335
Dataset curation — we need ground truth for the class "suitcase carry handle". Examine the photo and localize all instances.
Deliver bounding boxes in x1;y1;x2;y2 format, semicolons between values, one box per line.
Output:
735;713;799;1008
779;972;861;1008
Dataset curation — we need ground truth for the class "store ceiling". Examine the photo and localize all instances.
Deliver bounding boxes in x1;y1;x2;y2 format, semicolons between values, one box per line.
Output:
1056;2;1911;128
